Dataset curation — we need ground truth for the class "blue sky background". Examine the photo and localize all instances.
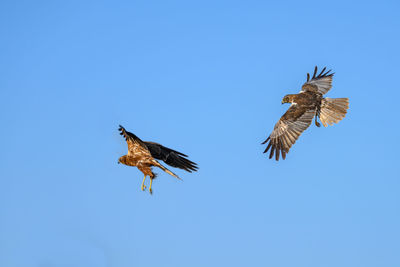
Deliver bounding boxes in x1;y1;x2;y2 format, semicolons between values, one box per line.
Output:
1;0;400;266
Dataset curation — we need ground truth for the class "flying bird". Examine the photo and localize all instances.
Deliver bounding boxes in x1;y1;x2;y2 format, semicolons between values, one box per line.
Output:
262;66;349;161
118;125;198;194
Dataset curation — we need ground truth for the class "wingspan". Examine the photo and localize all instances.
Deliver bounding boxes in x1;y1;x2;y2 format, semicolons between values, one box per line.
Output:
301;66;334;95
118;125;151;156
144;142;198;172
262;105;315;161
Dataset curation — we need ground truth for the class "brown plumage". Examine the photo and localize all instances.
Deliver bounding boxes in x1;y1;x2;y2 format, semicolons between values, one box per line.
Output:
262;66;349;161
118;125;198;194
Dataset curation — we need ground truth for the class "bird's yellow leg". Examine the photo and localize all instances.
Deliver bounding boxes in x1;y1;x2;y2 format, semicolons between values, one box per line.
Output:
141;175;147;191
149;178;153;195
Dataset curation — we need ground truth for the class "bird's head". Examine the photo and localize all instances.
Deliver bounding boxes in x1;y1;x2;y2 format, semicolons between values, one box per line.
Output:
118;155;127;165
282;94;294;104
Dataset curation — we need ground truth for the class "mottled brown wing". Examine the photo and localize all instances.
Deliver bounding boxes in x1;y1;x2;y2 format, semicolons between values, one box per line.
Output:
118;125;152;157
144;142;198;172
262;105;315;161
301;66;334;95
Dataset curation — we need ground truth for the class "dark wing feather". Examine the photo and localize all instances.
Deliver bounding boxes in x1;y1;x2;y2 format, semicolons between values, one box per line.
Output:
118;125;151;156
301;66;334;95
144;142;198;172
262;105;315;161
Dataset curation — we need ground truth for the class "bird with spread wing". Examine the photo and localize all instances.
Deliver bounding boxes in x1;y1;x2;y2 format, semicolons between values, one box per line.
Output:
262;66;349;161
118;125;198;194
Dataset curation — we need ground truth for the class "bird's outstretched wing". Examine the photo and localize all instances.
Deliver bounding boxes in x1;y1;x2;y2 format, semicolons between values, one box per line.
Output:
301;66;334;95
144;142;198;172
262;105;315;161
118;125;151;156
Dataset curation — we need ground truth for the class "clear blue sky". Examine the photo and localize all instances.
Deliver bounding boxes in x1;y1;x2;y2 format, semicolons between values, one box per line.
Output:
1;0;400;266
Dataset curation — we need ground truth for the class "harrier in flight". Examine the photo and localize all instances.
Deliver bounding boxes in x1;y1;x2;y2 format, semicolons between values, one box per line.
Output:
262;66;349;161
118;125;198;194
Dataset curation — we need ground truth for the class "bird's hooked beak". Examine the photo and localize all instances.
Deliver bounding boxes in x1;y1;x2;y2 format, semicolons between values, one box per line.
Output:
281;100;284;104
118;161;120;164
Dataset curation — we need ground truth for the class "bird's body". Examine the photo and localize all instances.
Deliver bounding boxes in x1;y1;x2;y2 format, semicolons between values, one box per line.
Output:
282;92;322;111
118;125;198;194
119;155;157;177
262;66;349;161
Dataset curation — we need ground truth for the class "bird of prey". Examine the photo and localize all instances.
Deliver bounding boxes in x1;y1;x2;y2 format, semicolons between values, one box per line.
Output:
262;66;349;161
118;125;198;194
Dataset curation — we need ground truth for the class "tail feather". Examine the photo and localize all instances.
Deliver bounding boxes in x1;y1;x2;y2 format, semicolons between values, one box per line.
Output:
319;98;349;127
155;161;182;180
